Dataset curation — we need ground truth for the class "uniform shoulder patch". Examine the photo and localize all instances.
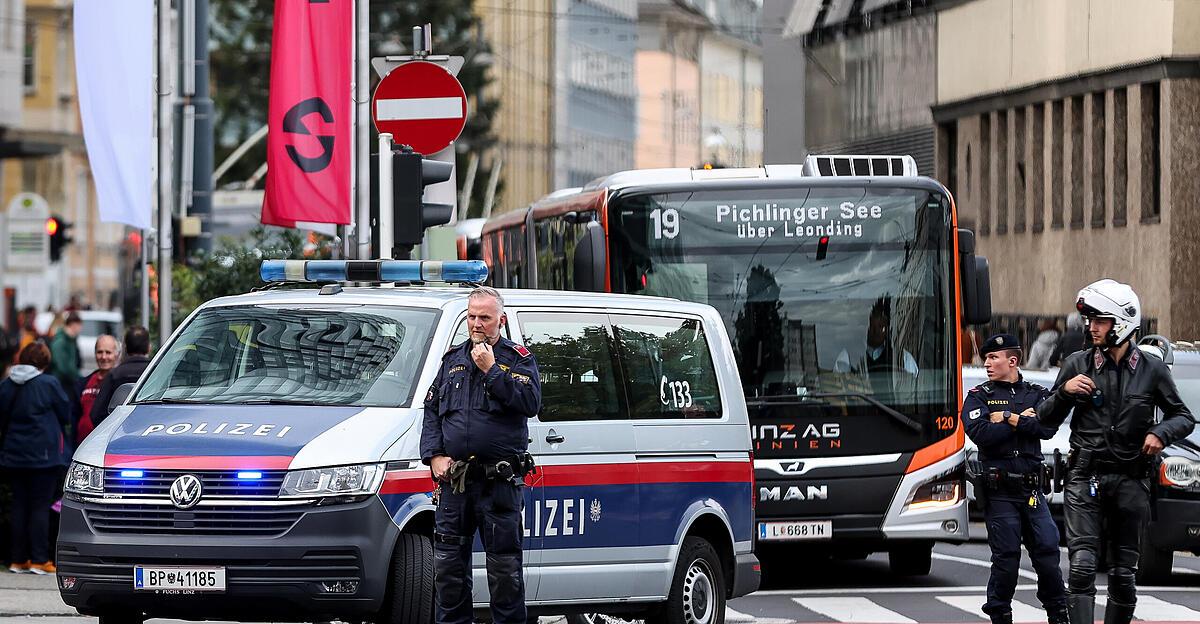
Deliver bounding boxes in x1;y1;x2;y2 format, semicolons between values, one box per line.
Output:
968;408;982;420
511;343;531;358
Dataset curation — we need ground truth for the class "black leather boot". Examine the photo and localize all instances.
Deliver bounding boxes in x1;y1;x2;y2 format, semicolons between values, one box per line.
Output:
990;612;1013;624
1048;605;1070;624
1103;602;1135;624
1068;594;1095;624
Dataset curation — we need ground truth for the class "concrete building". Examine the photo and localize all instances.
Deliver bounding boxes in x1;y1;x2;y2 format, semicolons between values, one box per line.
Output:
634;0;704;169
0;0;123;315
934;0;1200;339
698;0;763;168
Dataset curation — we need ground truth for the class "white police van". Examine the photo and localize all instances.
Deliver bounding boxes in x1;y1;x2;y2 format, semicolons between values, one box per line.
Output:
58;260;759;624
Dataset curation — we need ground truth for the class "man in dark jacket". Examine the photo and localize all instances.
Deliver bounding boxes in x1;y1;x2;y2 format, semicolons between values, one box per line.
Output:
1038;280;1195;624
421;287;541;624
90;326;152;428
48;313;83;391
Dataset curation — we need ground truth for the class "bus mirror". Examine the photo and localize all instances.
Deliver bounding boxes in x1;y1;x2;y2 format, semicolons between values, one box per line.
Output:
963;255;992;325
957;228;975;255
573;220;606;292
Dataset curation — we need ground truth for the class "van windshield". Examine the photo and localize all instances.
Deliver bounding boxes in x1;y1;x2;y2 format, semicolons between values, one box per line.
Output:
134;305;438;407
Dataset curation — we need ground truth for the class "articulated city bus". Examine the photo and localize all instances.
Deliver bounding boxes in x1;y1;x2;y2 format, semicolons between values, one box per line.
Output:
480;156;991;575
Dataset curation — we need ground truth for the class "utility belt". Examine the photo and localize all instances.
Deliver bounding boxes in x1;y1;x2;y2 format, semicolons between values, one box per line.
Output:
982;466;1051;495
468;453;538;481
1066;448;1157;479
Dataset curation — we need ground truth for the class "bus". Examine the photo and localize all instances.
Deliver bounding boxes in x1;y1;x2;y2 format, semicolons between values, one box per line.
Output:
480;155;991;575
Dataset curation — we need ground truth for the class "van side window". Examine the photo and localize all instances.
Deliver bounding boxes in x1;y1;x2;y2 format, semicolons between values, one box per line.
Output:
612;315;722;419
518;312;625;422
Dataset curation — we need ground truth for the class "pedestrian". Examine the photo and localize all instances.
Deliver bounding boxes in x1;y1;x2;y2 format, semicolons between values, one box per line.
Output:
15;306;39;356
75;334;119;444
420;287;541;624
963;333;1068;624
1049;312;1086;368
1038;279;1194;624
49;312;83;392
0;342;70;575
89;326;152;428
1026;319;1060;370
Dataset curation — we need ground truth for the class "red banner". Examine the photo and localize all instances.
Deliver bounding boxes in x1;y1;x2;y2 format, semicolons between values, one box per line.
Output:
262;0;353;226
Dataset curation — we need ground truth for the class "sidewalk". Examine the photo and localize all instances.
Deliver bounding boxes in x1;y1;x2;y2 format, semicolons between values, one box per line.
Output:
0;572;76;617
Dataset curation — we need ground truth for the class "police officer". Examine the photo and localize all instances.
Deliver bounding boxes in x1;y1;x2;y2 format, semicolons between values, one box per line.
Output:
1038;280;1194;624
963;334;1067;624
421;287;542;624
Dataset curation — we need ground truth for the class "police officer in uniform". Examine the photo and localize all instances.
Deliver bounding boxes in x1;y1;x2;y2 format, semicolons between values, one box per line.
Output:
963;334;1067;624
1038;280;1194;624
421;287;542;624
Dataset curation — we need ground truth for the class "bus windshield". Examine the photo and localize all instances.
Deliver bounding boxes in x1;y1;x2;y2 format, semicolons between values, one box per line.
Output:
608;185;955;456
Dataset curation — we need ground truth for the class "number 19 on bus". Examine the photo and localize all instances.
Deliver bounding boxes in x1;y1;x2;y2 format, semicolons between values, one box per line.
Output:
650;208;680;240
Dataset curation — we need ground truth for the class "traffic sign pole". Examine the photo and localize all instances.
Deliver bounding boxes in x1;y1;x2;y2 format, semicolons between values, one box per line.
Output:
378;133;394;260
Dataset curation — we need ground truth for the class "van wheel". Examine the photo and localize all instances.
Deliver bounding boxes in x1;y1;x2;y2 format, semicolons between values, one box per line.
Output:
97;612;143;624
887;542;932;576
376;532;434;624
649;536;726;624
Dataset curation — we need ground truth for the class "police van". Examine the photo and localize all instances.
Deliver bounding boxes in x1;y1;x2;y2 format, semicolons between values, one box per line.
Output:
58;259;759;624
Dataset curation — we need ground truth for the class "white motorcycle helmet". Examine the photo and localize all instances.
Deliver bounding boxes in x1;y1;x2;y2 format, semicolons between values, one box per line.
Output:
1075;279;1141;347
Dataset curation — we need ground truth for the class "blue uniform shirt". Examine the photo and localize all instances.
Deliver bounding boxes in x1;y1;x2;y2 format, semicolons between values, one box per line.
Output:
421;336;542;464
961;376;1054;474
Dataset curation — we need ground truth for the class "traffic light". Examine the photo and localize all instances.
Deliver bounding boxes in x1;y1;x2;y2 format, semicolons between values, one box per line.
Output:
392;146;454;247
46;214;74;263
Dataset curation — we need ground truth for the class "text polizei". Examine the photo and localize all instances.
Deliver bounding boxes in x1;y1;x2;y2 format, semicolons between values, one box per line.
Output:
140;422;294;438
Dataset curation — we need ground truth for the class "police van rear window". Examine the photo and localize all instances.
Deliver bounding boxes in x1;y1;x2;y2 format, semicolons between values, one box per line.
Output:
133;305;438;407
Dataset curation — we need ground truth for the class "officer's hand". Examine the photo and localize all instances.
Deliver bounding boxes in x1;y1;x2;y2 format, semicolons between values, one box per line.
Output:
431;455;453;481
1142;433;1165;455
471;342;496;372
989;412;1005;423
1021;408;1036;417
1063;374;1095;397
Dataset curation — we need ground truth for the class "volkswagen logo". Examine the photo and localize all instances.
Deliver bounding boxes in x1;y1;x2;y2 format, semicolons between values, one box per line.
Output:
169;474;203;510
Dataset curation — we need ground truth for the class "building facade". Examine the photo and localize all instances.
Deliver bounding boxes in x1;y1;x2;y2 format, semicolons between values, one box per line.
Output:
935;0;1200;339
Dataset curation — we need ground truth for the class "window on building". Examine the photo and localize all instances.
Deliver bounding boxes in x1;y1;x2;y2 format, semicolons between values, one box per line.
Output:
1090;92;1106;229
612;314;722;420
1069;96;1085;228
1030;103;1045;233
519;312;625;422
1112;87;1128;227
23;21;35;92
980;114;991;236
994;109;1008;235
1013;107;1026;233
1140;82;1160;223
1051;100;1064;229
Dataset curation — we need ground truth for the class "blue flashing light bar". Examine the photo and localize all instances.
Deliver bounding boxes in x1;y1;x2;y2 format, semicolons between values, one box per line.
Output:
237;471;264;480
119;469;145;478
260;260;488;284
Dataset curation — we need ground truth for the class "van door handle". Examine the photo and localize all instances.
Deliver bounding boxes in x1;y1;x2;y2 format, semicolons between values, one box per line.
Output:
546;433;565;444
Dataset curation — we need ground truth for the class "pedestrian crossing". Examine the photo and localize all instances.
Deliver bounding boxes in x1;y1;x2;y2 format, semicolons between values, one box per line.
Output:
726;590;1200;623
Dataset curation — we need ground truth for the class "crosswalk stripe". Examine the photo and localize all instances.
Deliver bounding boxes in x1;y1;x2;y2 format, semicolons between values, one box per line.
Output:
936;595;1044;622
1124;595;1200;622
792;597;916;623
726;606;793;624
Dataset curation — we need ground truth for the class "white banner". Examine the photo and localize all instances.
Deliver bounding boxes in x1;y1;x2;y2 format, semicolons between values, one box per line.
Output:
74;0;153;230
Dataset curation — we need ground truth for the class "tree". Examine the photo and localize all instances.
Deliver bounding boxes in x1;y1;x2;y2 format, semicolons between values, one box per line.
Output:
210;0;498;212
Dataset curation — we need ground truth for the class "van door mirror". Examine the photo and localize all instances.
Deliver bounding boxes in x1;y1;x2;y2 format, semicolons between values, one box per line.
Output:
958;229;991;325
108;383;136;415
573;221;607;292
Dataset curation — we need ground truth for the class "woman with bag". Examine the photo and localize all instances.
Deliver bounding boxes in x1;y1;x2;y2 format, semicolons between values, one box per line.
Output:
0;342;70;574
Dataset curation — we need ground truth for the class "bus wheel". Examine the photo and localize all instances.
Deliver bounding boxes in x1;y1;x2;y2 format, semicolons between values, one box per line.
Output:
376;532;434;624
887;542;932;576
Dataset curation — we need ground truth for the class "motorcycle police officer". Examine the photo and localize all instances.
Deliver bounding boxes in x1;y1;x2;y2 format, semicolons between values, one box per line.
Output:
1038;279;1194;624
963;334;1068;624
421;287;542;624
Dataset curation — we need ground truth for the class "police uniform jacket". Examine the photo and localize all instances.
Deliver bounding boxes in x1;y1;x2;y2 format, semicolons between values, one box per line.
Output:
962;376;1054;474
1038;346;1194;458
420;336;542;464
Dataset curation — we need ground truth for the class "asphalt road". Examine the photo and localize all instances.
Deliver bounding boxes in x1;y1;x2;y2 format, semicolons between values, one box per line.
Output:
3;529;1198;624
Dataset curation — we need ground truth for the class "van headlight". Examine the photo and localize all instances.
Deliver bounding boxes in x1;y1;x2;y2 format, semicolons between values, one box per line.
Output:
904;468;964;512
280;464;386;500
65;462;104;495
1160;456;1200;489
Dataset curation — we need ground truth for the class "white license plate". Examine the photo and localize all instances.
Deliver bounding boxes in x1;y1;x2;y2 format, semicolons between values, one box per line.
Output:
134;566;226;592
758;520;832;541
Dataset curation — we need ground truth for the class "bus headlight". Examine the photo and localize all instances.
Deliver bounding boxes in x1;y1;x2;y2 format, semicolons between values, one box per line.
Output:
904;469;963;512
65;462;104;495
280;464;386;499
1160;457;1200;489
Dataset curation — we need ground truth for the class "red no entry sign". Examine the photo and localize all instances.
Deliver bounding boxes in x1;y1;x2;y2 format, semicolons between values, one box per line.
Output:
371;61;467;156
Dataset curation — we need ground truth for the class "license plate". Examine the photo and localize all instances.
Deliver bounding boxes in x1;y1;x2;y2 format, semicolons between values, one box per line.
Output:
134;566;226;592
758;520;832;541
